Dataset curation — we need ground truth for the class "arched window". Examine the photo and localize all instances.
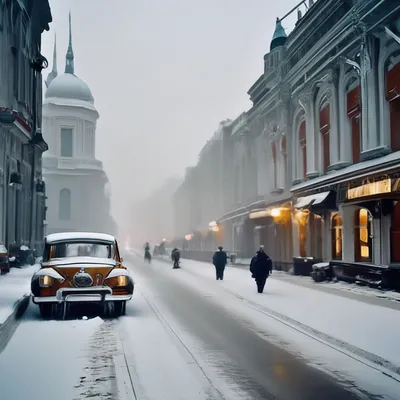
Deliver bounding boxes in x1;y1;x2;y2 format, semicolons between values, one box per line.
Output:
319;101;330;172
385;55;400;152
59;189;71;221
354;208;372;262
299;120;307;178
331;214;343;260
271;141;277;189
346;77;361;163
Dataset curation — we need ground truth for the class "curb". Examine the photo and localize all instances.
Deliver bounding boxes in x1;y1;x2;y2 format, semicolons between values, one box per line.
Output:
0;295;30;355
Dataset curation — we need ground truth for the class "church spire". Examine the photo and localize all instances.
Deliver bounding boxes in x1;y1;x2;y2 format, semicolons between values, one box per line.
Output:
45;33;58;88
65;11;75;74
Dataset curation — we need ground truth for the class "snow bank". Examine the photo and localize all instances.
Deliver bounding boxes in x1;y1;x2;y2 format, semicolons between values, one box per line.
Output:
0;308;104;400
165;259;400;369
0;264;38;324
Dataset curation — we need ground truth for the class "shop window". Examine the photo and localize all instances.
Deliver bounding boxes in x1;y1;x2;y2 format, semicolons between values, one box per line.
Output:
271;141;277;188
391;202;400;263
298;223;307;257
299;120;307;178
386;61;400;152
319;104;330;172
331;214;343;260
310;213;322;259
354;208;372;262
347;85;361;163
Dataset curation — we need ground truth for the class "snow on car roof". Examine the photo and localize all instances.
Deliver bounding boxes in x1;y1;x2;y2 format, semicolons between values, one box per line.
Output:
41;256;117;267
45;232;116;244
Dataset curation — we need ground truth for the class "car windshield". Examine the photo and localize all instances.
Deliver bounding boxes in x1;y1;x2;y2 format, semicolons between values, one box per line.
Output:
49;241;114;259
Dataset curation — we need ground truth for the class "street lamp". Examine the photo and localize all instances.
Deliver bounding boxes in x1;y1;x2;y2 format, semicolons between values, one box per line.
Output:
29;55;49;250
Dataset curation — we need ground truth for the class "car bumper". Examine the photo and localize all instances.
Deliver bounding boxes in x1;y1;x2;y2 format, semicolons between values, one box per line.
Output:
32;286;133;304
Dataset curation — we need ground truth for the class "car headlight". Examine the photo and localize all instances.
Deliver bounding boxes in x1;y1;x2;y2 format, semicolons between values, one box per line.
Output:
117;275;129;287
39;275;54;288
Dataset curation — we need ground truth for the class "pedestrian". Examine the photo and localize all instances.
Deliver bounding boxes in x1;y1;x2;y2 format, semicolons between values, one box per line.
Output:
212;246;228;280
250;245;272;293
171;247;181;269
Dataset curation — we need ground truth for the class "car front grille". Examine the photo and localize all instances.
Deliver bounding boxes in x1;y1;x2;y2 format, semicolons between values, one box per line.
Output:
73;271;93;288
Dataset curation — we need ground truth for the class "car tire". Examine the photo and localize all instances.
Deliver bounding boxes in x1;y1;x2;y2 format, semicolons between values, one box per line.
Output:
39;304;52;319
113;301;126;317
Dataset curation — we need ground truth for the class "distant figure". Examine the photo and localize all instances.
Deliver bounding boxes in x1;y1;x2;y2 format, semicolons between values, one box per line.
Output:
213;246;228;280
144;242;151;263
250;245;272;293
171;247;181;269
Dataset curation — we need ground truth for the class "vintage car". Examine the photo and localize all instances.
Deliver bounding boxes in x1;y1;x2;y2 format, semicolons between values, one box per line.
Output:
31;232;134;319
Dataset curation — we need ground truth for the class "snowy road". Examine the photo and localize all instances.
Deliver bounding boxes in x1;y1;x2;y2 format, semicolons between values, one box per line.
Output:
1;254;399;399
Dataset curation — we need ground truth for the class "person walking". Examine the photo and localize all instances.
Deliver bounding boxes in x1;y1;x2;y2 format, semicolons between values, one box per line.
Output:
212;246;228;280
250;245;272;293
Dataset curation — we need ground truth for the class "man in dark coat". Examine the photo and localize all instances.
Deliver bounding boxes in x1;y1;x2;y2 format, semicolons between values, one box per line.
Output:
171;248;180;269
212;246;228;280
250;245;272;293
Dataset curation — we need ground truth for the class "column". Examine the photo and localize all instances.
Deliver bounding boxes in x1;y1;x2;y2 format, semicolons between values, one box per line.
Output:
372;217;381;265
322;213;331;261
329;72;340;165
301;92;318;176
340;204;356;262
380;214;391;265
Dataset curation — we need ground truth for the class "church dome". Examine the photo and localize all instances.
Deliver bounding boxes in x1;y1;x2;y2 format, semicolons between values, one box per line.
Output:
46;73;94;103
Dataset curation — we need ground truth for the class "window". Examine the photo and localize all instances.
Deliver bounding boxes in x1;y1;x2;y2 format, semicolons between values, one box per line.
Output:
331;214;343;260
346;84;361;163
60;128;73;157
319;104;330;172
386;60;400;152
59;189;71;220
354;208;372;262
299;120;307;178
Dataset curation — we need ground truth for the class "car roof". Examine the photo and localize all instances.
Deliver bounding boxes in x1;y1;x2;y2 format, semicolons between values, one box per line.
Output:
45;232;116;244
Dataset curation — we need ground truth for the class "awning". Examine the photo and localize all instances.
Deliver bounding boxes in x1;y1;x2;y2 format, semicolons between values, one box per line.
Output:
294;191;336;210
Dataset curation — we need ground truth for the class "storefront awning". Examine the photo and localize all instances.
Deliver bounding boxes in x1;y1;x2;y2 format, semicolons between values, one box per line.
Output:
294;191;336;210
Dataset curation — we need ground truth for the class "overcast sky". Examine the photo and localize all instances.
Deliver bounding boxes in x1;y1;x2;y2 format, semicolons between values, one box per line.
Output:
42;0;300;229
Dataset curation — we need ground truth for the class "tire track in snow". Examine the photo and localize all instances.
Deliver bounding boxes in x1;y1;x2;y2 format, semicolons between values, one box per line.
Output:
145;254;400;383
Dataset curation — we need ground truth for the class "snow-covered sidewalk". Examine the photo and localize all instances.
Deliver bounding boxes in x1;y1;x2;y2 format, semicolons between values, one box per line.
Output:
0;264;38;324
158;258;400;376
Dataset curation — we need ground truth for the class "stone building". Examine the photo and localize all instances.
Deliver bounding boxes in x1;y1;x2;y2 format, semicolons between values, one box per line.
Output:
42;14;116;236
0;0;52;252
172;0;400;269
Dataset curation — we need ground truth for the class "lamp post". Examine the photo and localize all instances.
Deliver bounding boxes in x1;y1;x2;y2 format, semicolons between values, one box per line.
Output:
29;55;48;250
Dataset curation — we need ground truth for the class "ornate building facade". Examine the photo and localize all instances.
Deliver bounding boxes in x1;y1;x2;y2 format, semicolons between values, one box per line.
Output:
42;14;116;236
172;0;400;268
0;0;52;252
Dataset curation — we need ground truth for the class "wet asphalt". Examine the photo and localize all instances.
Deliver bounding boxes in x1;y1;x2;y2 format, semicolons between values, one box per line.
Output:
126;254;364;400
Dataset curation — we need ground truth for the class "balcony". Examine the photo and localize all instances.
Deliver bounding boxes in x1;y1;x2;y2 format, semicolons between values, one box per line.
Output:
42;157;103;171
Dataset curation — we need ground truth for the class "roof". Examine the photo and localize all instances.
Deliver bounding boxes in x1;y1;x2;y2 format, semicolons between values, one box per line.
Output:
45;232;116;244
270;18;287;51
45;73;94;103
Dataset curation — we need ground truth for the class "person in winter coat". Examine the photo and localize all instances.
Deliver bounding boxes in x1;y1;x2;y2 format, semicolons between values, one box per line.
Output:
250;245;272;293
212;246;228;280
171;248;180;269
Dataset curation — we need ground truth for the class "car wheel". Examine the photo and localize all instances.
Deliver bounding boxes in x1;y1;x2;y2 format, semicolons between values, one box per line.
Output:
39;304;52;319
114;301;126;317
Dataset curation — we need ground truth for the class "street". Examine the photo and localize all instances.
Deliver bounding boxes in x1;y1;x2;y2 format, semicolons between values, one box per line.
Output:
0;254;399;399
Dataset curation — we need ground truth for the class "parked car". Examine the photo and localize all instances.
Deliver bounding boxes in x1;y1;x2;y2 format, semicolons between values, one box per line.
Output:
31;232;134;319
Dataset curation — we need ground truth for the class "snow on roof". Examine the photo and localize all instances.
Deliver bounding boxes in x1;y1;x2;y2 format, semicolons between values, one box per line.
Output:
41;256;117;267
45;232;116;244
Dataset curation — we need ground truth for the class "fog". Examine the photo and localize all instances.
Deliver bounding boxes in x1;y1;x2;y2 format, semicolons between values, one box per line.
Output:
41;0;299;241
